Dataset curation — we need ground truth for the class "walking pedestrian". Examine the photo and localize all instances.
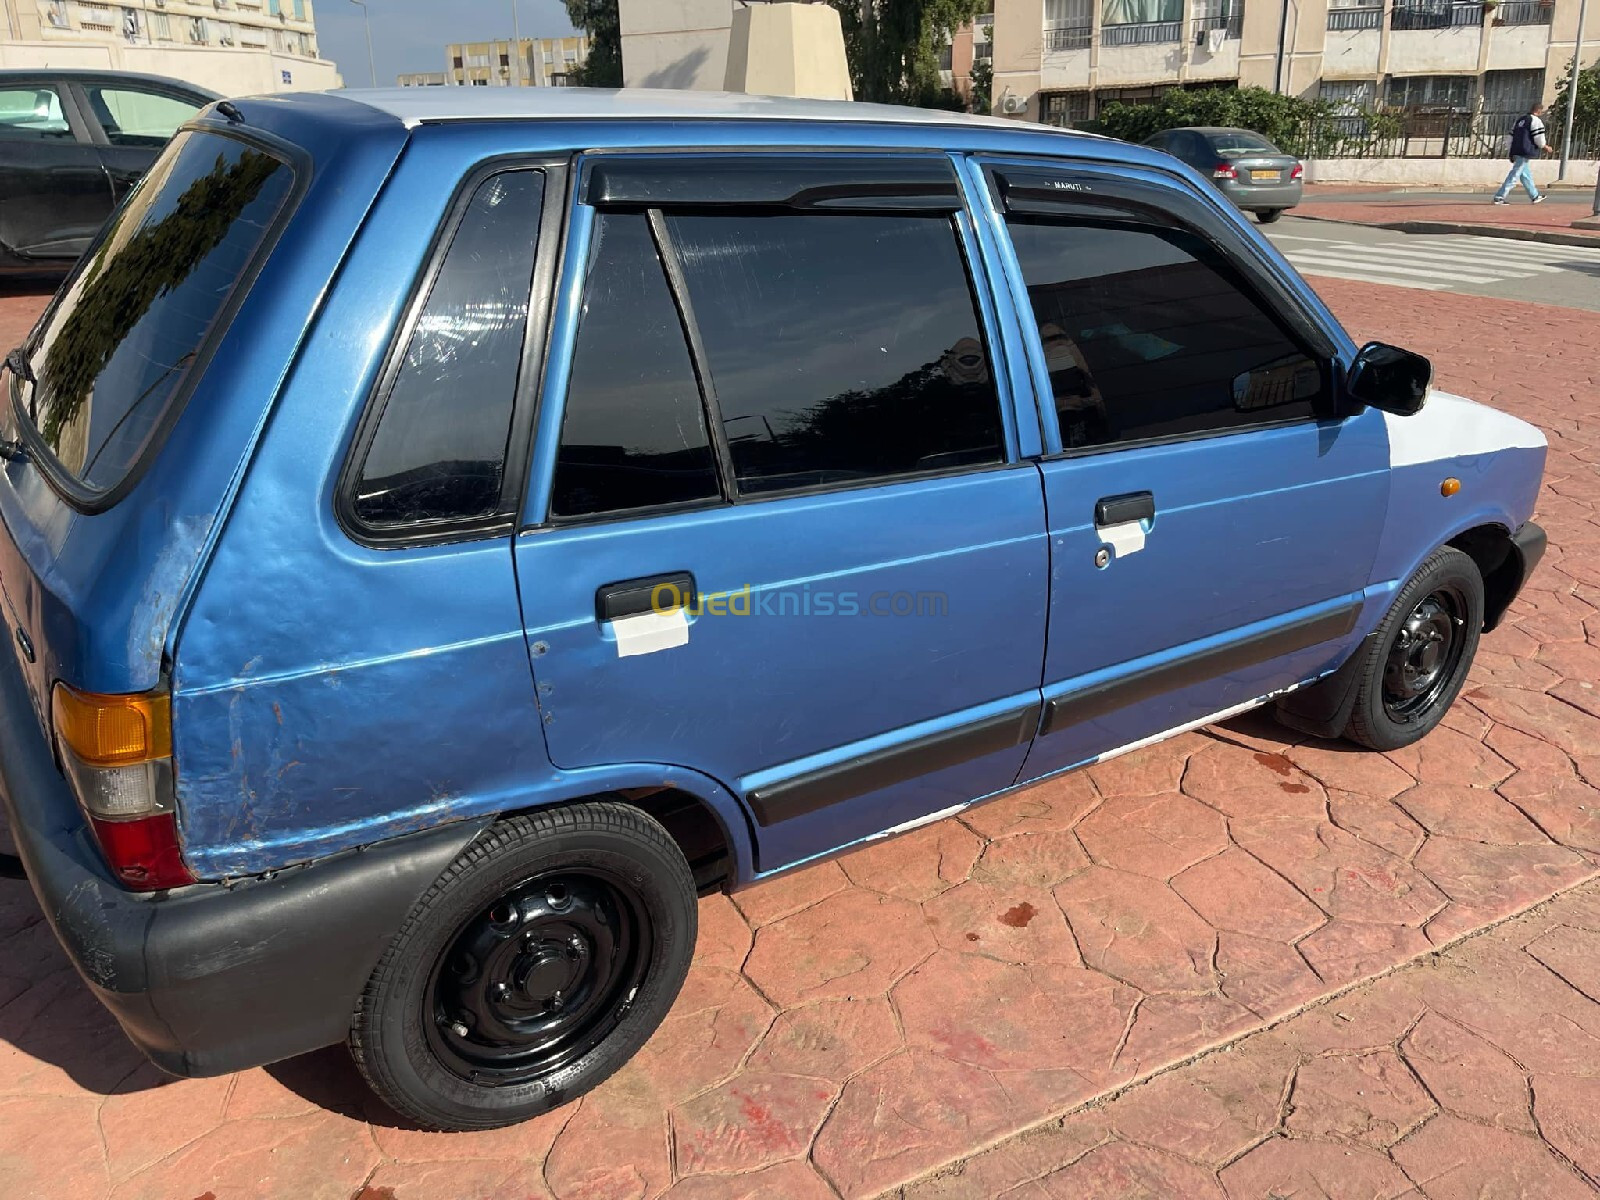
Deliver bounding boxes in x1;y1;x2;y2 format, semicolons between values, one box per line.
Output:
1494;102;1553;205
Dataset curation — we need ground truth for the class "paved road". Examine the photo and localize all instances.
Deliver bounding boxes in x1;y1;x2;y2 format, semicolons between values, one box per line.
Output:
1265;216;1600;311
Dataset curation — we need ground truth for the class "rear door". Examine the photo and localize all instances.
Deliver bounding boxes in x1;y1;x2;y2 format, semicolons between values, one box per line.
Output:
976;159;1390;781
0;80;113;264
513;153;1050;873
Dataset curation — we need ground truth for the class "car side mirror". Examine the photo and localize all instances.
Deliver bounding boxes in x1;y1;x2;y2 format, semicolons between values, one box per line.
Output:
1343;341;1431;417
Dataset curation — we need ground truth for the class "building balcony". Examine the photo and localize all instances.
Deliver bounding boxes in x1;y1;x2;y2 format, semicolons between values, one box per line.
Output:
1044;23;1093;51
1491;0;1554;23
1390;1;1485;30
1327;5;1383;30
1191;11;1243;39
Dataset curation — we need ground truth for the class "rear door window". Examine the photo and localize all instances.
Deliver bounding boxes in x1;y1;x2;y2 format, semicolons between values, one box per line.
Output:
15;129;295;499
0;85;72;140
81;84;204;149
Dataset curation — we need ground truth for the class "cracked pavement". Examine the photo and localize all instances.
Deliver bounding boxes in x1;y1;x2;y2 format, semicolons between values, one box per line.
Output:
0;278;1598;1199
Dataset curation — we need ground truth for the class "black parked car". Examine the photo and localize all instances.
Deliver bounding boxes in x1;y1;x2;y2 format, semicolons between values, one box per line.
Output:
1142;126;1304;223
0;69;217;276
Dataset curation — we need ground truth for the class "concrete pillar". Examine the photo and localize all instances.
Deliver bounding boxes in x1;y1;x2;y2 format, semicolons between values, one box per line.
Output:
724;2;853;100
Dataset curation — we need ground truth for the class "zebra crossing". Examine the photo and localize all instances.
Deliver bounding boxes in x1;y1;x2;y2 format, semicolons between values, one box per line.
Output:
1263;227;1600;293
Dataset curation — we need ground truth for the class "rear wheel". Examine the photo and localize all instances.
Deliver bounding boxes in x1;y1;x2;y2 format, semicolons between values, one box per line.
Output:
350;802;697;1130
1343;546;1484;751
1253;209;1284;224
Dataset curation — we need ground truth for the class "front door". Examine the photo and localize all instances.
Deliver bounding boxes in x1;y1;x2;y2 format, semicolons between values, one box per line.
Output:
513;154;1050;873
976;160;1391;781
0;81;112;264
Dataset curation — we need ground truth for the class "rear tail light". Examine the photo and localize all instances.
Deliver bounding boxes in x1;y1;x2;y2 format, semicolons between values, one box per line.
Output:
1291;162;1304;181
52;684;194;891
1212;163;1237;180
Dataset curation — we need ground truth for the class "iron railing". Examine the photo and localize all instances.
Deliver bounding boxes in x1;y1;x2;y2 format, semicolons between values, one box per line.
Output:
1191;11;1244;38
1326;6;1383;29
1490;0;1554;23
1390;1;1485;29
1304;108;1600;159
1043;23;1093;50
1101;19;1183;45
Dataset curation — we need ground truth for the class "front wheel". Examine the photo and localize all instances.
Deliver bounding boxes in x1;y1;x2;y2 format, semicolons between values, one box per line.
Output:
1253;209;1284;224
1342;546;1484;751
350;802;698;1130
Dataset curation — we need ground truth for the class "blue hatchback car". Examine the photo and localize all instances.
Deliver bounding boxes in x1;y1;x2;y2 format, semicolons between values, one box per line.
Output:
0;89;1547;1129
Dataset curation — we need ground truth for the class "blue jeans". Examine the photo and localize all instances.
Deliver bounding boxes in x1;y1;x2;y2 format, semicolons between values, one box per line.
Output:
1495;156;1540;201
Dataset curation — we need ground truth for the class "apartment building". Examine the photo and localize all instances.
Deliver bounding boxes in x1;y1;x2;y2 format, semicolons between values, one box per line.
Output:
444;35;590;87
0;0;337;93
941;8;994;102
991;0;1598;127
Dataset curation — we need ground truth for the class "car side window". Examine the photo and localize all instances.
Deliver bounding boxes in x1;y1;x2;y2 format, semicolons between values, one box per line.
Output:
1007;215;1326;451
0;86;72;140
81;86;201;149
352;169;544;529
663;211;1004;495
550;212;721;519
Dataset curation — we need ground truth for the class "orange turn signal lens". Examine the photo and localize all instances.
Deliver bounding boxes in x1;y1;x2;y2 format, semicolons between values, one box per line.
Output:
1441;478;1462;497
51;685;171;768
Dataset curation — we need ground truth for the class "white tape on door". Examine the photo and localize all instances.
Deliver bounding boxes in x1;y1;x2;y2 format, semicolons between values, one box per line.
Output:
611;608;689;658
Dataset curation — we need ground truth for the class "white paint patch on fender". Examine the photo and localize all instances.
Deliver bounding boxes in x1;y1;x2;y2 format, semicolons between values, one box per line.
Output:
1097;519;1147;558
1384;389;1548;468
611;608;689;658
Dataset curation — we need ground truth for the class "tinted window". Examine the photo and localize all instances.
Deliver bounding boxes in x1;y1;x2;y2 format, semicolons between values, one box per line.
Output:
1209;130;1282;155
19;130;294;493
665;212;1003;495
550;213;719;518
1008;217;1325;450
0;85;71;140
354;170;544;529
83;85;202;149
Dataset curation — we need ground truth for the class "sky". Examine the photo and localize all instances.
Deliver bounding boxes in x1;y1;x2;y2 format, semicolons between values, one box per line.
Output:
314;0;578;87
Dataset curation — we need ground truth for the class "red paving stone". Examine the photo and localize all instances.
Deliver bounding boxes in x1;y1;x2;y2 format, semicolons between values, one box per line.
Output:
1296;189;1600;243
0;279;1598;1198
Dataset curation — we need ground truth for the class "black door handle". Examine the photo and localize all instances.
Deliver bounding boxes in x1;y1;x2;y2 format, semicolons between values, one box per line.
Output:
596;572;697;622
1095;492;1155;526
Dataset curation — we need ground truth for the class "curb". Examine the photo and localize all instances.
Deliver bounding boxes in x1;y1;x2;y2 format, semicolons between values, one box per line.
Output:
1296;213;1600;249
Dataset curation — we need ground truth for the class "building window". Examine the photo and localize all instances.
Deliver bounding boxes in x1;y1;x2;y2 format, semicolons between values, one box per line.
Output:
1386;75;1473;112
1494;0;1554;24
1042;92;1091;127
77;2;115;31
150;11;170;39
1043;0;1092;49
44;0;70;29
1481;69;1543;116
188;15;208;43
1319;79;1375;110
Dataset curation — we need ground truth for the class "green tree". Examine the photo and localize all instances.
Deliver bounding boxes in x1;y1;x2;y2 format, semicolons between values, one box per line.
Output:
1549;57;1600;153
826;0;988;107
968;58;992;114
564;0;621;87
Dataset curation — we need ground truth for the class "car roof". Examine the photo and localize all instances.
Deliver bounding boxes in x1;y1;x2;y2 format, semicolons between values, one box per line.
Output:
1175;127;1278;139
0;67;220;98
335;85;1077;136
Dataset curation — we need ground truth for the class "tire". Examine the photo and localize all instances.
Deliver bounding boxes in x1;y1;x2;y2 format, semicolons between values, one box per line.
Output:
1342;546;1484;751
1254;209;1283;224
350;802;697;1131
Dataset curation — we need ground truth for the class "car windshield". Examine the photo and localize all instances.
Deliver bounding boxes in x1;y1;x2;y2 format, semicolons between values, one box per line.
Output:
1210;131;1282;156
13;129;294;497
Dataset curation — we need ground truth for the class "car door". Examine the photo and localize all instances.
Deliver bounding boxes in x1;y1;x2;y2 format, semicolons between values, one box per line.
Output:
71;79;206;202
975;158;1390;782
0;80;114;264
513;153;1050;874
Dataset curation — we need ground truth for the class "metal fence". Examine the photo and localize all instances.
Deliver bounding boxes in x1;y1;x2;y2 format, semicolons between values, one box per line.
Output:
1191;11;1244;38
1305;108;1600;159
1100;19;1184;45
1491;0;1554;23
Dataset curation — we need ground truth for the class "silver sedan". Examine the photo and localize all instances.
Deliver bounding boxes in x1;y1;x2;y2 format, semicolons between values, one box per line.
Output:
1142;126;1304;224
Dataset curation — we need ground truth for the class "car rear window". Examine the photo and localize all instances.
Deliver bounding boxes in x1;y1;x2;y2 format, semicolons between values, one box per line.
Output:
1210;131;1281;155
14;129;294;500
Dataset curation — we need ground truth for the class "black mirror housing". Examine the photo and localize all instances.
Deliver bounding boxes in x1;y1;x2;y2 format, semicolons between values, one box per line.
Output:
1344;341;1431;417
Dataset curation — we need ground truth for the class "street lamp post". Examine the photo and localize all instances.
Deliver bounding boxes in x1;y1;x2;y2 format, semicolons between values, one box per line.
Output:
510;0;523;87
1556;0;1591;180
349;0;377;87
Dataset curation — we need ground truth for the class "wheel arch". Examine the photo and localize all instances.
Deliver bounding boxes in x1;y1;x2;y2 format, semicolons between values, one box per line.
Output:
1448;521;1523;632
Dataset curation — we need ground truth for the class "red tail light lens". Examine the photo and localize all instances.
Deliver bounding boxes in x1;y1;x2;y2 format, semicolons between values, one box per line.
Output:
1212;163;1237;180
88;812;195;891
1291;162;1304;180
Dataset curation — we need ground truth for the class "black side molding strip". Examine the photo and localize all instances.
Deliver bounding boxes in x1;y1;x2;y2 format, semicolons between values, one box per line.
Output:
1039;602;1362;738
748;702;1041;827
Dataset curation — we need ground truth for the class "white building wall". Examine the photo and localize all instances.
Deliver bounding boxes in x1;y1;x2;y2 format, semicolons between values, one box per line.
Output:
0;40;338;93
619;0;733;89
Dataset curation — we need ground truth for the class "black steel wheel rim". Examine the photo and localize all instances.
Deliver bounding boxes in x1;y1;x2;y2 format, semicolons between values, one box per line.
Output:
426;868;652;1086
1381;584;1468;724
